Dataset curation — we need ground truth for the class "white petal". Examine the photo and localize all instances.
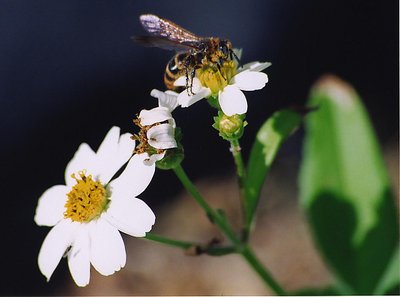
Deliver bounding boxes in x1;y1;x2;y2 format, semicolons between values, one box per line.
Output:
175;77;211;107
150;89;179;111
38;219;78;282
240;61;272;72
165;90;179;96
34;185;69;227
177;87;211;108
233;48;243;60
90;126;120;183
108;153;155;199
95;131;135;184
168;117;176;129
117;133;135;158
139;107;173;126
68;225;91;287
96;126;121;158
219;85;248;116
89;218;126;276
174;76;202;92
65;143;96;187
173;76;187;87
143;152;165;166
231;71;269;91
105;197;155;237
147;124;177;150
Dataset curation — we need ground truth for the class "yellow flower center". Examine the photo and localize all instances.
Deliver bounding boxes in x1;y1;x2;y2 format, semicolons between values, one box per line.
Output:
64;171;108;223
197;60;237;95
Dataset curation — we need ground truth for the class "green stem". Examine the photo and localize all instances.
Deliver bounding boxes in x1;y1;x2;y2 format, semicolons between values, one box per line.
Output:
145;233;193;249
240;245;287;295
230;139;248;241
173;165;241;246
230;139;246;184
173;165;286;295
144;233;236;256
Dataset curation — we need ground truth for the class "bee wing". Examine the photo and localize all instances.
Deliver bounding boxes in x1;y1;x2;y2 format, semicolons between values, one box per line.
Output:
139;14;202;44
132;35;197;51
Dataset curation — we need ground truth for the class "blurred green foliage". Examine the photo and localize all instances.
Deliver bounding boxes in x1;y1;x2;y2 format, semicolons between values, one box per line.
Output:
299;75;399;294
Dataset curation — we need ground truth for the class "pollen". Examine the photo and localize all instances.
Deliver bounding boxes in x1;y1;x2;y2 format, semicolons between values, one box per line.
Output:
197;61;237;95
64;171;108;223
132;117;164;155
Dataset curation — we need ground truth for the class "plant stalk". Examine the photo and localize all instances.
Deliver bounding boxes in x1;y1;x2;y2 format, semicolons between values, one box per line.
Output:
173;165;286;295
240;245;287;295
173;165;241;246
230;139;249;241
144;233;236;256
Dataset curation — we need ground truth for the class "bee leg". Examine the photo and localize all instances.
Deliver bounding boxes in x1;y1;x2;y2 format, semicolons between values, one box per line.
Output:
185;67;190;95
184;54;197;95
184;67;195;96
184;56;192;95
217;61;227;81
189;67;196;95
230;49;242;68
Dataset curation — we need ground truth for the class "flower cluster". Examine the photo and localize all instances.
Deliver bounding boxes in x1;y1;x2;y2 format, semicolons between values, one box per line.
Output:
35;48;270;287
132;89;181;167
176;60;271;116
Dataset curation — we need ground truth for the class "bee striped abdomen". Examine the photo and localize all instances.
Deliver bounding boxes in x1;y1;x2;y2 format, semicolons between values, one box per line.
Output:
164;52;187;90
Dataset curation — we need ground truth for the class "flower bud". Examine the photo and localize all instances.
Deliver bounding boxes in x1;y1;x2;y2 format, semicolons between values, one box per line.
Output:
213;111;247;141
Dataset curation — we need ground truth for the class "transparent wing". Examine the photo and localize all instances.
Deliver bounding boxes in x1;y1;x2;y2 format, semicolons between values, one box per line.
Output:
132;35;196;51
139;14;202;44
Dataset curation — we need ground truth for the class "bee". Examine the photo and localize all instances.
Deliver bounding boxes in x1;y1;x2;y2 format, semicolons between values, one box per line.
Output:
133;14;239;93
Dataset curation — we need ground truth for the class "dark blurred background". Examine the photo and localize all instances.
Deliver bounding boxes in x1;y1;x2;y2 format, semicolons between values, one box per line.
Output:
1;0;398;295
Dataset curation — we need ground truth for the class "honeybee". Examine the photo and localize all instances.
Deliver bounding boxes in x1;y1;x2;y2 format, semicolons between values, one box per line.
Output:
133;14;239;93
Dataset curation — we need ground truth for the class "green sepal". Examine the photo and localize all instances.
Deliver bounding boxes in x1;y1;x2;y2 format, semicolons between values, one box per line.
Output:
207;95;220;109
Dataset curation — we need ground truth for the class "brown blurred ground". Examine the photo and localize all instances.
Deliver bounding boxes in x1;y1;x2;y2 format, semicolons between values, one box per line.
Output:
64;141;398;295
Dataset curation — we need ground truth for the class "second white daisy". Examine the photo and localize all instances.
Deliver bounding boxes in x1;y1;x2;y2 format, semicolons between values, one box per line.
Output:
134;89;179;165
175;60;271;116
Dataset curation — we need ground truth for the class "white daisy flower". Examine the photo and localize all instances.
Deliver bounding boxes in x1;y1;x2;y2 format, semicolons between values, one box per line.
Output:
175;61;271;116
135;89;179;165
34;126;156;287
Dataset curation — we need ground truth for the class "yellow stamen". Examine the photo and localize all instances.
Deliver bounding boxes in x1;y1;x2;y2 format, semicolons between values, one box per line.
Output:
64;171;108;222
197;60;237;95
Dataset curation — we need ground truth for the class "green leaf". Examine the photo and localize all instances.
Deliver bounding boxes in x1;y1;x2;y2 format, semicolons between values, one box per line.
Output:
245;109;302;231
374;244;400;294
299;75;399;294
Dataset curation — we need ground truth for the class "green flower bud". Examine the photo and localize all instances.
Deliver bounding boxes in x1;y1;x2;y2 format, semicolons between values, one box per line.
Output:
213;111;247;141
